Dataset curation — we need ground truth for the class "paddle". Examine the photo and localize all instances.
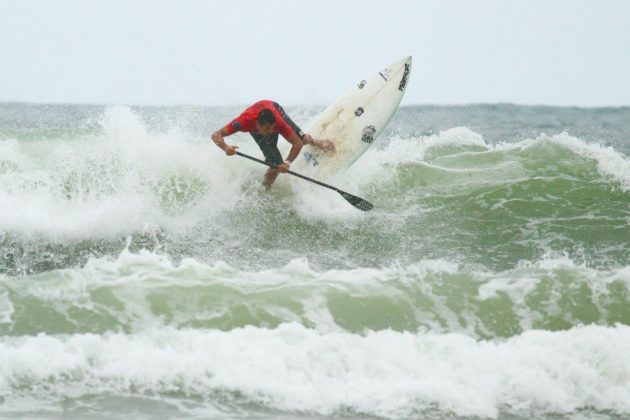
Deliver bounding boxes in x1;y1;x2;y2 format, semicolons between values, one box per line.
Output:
235;151;373;211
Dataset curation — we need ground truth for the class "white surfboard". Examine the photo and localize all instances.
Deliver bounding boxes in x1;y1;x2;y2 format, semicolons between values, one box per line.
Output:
294;56;412;179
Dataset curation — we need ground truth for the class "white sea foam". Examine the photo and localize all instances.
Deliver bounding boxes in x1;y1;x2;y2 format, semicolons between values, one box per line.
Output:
1;323;629;418
0;291;13;325
0;106;250;241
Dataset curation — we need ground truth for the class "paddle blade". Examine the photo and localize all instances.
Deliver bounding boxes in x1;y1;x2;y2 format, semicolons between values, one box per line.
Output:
339;192;374;211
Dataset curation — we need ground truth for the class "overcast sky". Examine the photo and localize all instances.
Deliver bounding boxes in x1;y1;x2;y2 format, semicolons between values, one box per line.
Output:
1;0;629;106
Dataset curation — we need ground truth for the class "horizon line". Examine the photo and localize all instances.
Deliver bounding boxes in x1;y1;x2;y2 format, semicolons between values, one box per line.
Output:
1;100;629;110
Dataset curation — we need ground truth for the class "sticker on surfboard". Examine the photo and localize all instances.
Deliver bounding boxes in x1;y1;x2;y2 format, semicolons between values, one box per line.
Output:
303;151;319;167
379;68;392;81
361;126;376;143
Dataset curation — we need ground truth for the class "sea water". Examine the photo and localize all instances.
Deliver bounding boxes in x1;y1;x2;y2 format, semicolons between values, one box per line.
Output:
0;103;629;419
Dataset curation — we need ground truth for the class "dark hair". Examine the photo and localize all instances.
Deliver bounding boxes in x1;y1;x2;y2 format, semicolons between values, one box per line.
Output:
257;109;276;125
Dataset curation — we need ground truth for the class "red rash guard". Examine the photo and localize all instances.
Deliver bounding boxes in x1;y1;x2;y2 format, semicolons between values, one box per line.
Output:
225;100;296;139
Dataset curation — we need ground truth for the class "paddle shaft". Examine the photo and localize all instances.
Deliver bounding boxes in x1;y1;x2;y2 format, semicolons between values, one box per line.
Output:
236;151;341;193
235;151;373;211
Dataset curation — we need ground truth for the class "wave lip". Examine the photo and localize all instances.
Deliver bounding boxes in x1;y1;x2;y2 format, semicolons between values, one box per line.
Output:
355;127;630;192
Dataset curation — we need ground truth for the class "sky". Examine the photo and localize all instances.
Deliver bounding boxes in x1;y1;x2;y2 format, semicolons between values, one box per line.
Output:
1;0;629;107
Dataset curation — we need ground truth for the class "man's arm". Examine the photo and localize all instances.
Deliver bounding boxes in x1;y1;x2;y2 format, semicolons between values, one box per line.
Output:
277;131;304;173
211;127;238;155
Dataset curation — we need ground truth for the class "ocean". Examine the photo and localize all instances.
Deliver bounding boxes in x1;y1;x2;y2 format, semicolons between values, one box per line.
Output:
0;102;629;419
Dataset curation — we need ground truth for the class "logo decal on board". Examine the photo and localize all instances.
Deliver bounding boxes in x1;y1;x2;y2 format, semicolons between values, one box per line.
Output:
398;63;410;91
361;125;376;143
379;68;392;81
354;107;364;117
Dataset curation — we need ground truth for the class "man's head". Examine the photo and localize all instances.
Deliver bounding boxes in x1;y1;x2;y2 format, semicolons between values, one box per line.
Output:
256;109;276;136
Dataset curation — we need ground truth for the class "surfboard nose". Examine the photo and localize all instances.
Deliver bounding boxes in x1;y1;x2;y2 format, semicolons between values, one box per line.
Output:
389;55;412;69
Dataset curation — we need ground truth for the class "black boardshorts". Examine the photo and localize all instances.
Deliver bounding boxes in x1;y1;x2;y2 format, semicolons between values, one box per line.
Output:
250;102;305;167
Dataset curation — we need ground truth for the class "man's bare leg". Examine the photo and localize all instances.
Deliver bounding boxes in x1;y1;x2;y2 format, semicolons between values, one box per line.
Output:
263;167;280;189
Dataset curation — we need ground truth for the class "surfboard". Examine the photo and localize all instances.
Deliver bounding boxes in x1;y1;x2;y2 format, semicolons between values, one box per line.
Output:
294;55;412;179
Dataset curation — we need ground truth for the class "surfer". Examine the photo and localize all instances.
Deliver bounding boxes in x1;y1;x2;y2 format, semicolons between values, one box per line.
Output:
211;100;334;188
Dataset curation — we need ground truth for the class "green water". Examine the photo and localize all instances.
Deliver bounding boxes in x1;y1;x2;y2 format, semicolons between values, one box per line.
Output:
1;103;629;419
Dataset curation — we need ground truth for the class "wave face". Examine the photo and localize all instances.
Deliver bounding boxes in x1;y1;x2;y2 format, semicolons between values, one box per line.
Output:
1;103;629;419
2;251;630;339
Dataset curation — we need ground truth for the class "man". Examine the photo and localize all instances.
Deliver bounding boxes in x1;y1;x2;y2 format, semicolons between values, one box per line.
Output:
211;100;334;188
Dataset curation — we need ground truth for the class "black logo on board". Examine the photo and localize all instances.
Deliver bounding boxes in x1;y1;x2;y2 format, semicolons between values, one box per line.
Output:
398;63;410;91
361;126;376;143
